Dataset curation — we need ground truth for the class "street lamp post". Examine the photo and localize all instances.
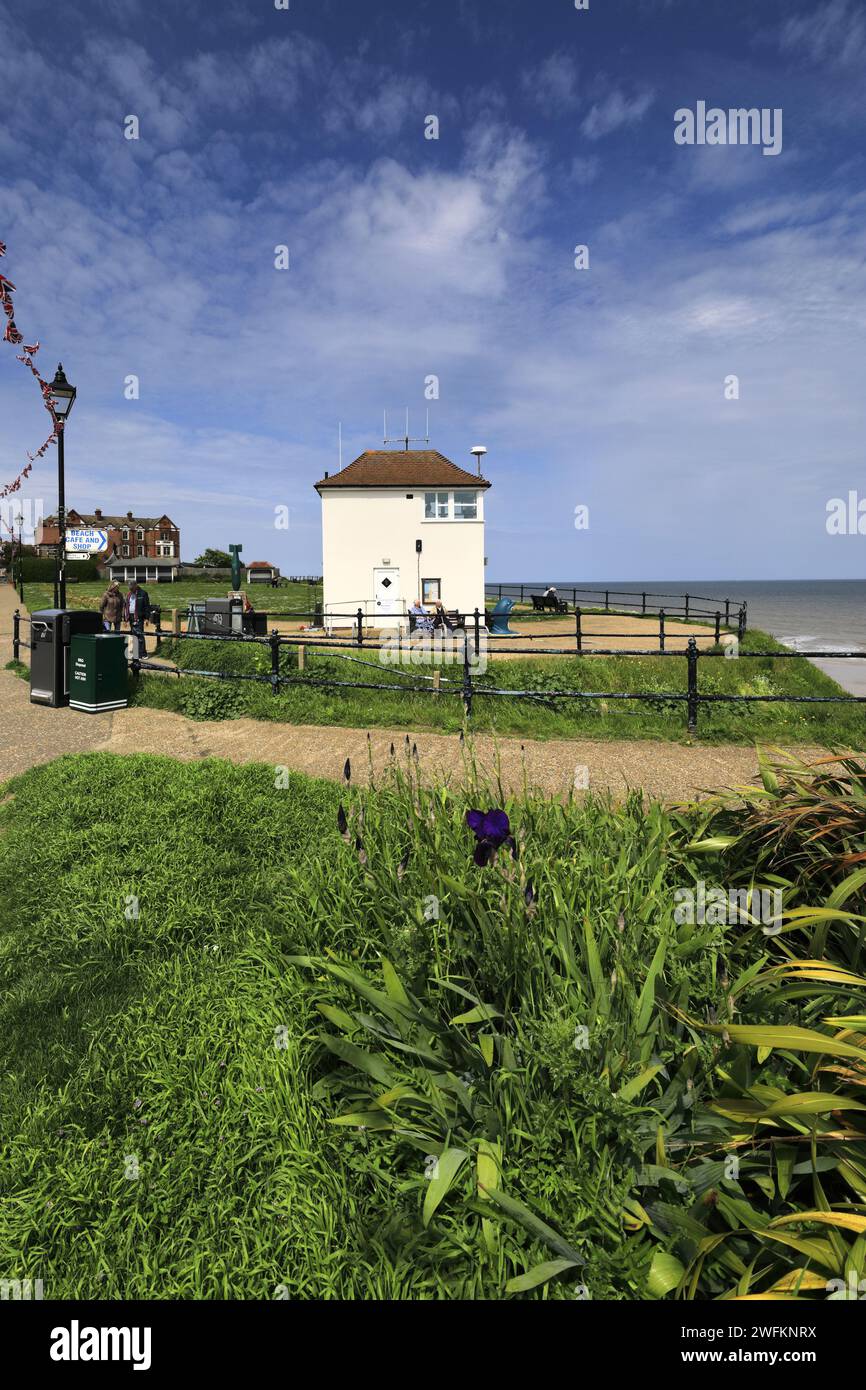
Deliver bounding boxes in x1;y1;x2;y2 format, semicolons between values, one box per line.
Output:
49;364;77;609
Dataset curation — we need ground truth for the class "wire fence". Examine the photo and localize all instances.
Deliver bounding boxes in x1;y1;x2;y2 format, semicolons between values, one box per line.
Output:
12;601;866;734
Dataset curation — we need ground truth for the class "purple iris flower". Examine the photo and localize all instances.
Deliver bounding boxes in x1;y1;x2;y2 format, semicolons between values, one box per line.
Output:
466;808;514;866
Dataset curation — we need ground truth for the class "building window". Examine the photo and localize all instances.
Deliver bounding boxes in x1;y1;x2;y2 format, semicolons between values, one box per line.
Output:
424;491;449;520
121;544;129;557
453;490;477;520
422;578;441;603
137;546;145;556
122;529;129;540
160;530;172;541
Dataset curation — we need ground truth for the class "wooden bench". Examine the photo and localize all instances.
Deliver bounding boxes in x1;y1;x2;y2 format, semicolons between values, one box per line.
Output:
531;594;569;613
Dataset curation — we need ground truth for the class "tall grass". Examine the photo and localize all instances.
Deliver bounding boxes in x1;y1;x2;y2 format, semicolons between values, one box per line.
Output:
1;748;864;1298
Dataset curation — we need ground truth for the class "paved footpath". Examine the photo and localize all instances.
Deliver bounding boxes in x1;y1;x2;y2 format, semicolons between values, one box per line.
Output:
0;582;828;801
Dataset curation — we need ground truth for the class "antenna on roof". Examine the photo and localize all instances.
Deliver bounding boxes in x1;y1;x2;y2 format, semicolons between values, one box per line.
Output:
383;409;430;452
471;445;487;477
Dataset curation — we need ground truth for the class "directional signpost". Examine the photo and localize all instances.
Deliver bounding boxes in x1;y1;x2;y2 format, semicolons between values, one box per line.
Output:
65;527;109;556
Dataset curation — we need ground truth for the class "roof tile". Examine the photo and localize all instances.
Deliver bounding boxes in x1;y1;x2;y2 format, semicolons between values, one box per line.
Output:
315;450;490;491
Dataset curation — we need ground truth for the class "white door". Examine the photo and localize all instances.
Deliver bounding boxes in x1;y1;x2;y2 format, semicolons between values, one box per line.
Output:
373;567;401;617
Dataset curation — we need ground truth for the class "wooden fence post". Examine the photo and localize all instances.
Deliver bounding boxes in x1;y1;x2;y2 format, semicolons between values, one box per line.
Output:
298;645;305;671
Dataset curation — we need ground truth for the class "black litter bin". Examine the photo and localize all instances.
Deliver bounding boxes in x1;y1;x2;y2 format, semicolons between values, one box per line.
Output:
29;609;103;707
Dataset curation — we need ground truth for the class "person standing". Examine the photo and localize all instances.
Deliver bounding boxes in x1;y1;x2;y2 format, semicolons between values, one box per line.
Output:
100;580;124;632
124;580;151;658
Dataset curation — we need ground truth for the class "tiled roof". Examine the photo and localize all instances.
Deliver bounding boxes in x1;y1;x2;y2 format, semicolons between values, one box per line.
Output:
42;512;176;528
314;450;490;491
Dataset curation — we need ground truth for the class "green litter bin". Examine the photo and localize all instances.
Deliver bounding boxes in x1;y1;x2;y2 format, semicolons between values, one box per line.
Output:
68;633;129;713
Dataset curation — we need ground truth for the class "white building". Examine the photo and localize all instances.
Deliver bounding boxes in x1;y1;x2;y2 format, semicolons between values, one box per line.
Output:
315;450;491;629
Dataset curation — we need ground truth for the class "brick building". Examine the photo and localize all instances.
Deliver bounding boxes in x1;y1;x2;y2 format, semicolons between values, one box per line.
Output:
37;509;181;580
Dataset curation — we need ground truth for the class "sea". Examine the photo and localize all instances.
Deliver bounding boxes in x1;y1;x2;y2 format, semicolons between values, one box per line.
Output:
488;579;866;695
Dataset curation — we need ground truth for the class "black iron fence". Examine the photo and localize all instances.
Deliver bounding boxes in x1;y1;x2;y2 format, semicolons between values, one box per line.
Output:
486;582;748;631
12;607;866;734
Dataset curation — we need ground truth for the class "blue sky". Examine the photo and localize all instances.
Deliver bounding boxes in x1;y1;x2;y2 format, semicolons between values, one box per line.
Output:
2;0;865;579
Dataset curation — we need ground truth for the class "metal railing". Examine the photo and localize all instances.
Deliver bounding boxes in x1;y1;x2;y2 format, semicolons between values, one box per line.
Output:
11;607;866;734
486;583;747;630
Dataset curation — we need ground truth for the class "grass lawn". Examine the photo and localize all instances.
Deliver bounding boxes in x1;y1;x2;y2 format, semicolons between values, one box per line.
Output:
1;750;864;1299
21;577;322;619
127;626;866;744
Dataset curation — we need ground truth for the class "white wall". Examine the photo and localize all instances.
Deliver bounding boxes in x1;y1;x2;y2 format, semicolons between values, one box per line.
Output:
320;487;486;627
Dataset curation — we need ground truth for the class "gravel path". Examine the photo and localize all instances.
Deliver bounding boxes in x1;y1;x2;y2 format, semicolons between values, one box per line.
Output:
0;583;827;800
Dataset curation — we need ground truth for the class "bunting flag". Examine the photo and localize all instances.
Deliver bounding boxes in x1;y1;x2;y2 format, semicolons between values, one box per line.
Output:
0;239;61;499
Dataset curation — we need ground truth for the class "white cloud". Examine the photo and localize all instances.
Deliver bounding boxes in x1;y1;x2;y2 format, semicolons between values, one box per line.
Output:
581;85;654;139
521;53;580;117
779;0;866;69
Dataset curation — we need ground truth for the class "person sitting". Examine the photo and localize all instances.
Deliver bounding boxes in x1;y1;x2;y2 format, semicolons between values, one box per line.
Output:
431;600;455;631
543;585;558;603
408;598;434;634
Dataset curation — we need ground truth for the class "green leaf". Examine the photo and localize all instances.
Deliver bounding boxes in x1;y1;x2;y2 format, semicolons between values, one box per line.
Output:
319;1035;395;1087
480;1187;585;1265
636;934;667;1035
380;956;411;1008
423;1147;468;1228
618;1062;666;1103
703;1022;866;1062
506;1259;580;1294
647;1250;686;1298
316;1003;357;1033
450;1003;503;1026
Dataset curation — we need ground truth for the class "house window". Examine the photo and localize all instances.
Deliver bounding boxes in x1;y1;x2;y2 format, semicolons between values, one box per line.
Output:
453;490;477;520
422;578;441;604
121;544;129;557
424;491;449;519
122;529;129;540
137;546;145;556
160;530;172;541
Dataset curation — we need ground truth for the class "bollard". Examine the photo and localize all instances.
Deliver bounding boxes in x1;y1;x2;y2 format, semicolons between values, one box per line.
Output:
686;637;699;734
13;608;20;663
356;608;364;647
